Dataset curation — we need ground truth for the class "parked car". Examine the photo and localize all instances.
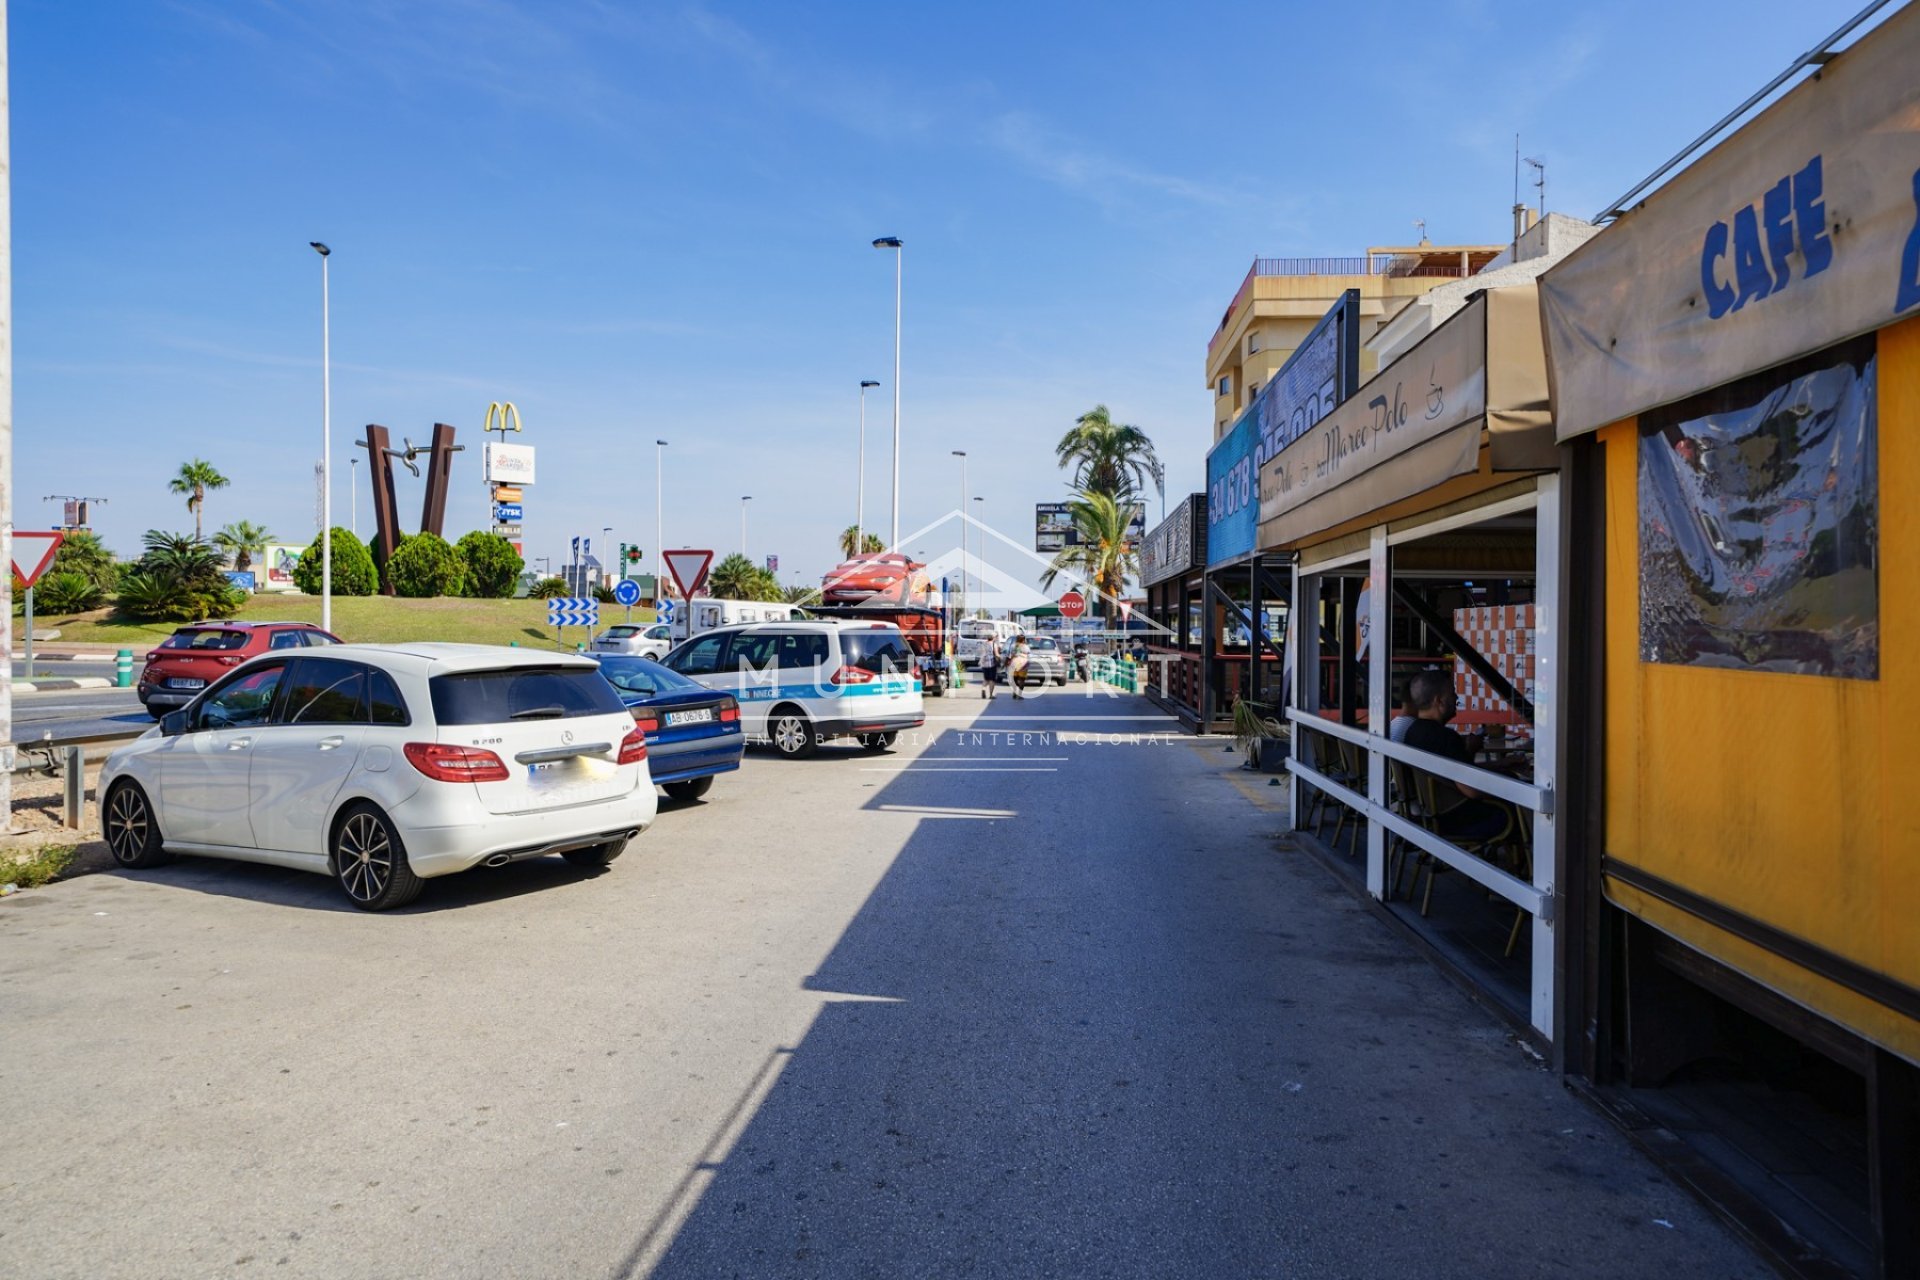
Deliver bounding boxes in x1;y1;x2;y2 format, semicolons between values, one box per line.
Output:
594;654;744;801
137;621;342;719
1020;635;1069;685
100;644;656;910
659;620;925;758
590;622;673;658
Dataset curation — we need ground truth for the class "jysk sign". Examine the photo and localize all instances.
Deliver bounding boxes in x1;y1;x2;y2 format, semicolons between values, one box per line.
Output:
1540;0;1920;440
1205;290;1359;566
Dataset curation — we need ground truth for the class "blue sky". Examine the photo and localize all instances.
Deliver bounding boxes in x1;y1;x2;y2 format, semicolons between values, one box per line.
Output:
11;0;1884;588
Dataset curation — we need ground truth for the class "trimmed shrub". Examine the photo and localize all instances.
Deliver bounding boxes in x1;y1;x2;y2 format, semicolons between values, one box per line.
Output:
34;570;104;614
456;532;523;599
386;531;463;598
290;528;378;596
48;531;119;597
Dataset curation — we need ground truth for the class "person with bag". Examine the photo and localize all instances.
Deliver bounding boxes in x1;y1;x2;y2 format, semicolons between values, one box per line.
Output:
1009;636;1033;699
979;635;1000;699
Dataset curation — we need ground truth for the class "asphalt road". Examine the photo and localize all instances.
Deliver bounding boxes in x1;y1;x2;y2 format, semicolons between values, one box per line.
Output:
9;685;150;743
0;691;1769;1279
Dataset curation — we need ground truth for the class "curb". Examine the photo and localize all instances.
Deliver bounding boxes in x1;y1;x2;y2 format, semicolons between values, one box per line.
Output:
12;677;116;693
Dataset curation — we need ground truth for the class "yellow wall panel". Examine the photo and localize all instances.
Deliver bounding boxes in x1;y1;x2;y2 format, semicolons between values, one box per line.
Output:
1601;315;1920;1065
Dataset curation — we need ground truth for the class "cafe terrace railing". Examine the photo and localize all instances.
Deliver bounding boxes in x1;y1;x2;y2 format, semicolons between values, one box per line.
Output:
1284;708;1552;922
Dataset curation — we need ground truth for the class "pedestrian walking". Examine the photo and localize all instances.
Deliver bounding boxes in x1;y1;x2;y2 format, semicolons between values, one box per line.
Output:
980;637;999;698
1009;636;1032;699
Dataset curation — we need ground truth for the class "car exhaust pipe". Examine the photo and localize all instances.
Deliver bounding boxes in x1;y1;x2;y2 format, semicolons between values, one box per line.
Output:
484;853;513;868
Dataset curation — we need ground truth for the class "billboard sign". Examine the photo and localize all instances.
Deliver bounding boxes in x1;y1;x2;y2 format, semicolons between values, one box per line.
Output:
1035;501;1147;553
1206;289;1359;566
484;442;536;484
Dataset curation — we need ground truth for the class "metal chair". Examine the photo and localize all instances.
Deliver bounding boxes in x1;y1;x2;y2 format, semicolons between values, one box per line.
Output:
1405;771;1514;918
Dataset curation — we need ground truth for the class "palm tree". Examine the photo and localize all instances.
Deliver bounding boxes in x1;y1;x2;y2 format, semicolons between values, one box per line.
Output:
214;520;274;572
168;459;230;541
1055;405;1163;508
708;553;783;602
837;526;886;559
1039;490;1140;624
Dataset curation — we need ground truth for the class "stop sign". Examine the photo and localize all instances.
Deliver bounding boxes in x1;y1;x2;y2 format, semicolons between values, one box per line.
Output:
1059;590;1087;619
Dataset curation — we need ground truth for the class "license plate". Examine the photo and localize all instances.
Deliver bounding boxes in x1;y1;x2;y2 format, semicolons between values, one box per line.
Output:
665;708;714;727
167;677;205;689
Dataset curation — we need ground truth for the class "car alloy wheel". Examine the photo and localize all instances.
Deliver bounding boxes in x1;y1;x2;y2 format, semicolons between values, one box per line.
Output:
104;782;170;868
770;711;816;759
332;804;424;911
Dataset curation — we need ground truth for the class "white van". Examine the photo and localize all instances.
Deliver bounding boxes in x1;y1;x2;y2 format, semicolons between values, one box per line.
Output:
672;598;800;644
957;617;1020;666
660;620;925;758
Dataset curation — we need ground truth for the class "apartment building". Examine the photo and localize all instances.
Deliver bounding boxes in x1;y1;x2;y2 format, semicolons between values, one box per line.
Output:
1204;242;1504;439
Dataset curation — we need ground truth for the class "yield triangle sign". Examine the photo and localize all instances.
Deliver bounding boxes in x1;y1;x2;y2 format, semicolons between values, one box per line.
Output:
661;548;714;599
10;531;66;589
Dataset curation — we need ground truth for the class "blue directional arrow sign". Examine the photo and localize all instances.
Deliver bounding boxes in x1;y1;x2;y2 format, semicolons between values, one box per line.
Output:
656;598;676;623
547;597;600;628
612;578;641;607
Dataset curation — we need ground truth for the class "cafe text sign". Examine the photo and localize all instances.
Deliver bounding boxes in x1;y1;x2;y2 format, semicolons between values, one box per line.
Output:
1540;0;1920;440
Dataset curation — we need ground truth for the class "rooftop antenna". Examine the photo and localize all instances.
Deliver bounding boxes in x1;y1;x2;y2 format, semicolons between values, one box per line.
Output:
1525;154;1546;219
1413;217;1429;245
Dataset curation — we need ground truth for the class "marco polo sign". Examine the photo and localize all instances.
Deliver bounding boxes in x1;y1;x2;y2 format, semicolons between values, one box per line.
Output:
1540;0;1920;440
1258;284;1553;548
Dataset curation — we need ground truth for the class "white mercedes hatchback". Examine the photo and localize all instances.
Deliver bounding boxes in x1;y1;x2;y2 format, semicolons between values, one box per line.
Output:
98;644;657;910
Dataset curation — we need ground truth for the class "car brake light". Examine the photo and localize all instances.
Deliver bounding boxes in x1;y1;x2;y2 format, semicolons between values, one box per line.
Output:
719;703;740;722
217;655;243;666
403;742;510;783
630;710;661;735
618;725;648;765
830;665;875;685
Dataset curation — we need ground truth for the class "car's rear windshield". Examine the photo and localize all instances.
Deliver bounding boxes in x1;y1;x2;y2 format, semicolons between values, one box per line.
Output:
841;629;914;675
162;629;248;651
1030;637;1058;650
596;656;698;698
428;667;627;725
602;626;641;638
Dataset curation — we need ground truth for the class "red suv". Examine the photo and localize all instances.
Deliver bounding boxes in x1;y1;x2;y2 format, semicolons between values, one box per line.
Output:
137;621;343;718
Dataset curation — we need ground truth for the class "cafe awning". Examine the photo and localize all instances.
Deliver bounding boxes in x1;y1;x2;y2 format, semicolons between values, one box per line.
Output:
1255;282;1553;550
1539;1;1920;441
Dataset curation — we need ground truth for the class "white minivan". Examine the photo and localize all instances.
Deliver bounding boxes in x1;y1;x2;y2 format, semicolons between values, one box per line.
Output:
660;620;924;758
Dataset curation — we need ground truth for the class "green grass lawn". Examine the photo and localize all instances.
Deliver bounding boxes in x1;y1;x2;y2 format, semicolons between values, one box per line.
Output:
31;594;657;649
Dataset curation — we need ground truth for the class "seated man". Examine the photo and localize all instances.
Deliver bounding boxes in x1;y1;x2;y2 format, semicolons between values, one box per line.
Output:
1400;669;1510;844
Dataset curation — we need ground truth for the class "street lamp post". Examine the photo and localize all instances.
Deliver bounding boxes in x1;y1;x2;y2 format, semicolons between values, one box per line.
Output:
872;237;902;549
740;496;752;557
951;450;967;618
857;379;879;556
349;456;358;538
310;241;332;633
602;526;612;593
973;494;985;619
655;440;668;597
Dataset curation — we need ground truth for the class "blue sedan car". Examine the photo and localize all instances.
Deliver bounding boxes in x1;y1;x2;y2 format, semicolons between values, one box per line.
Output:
595;655;744;802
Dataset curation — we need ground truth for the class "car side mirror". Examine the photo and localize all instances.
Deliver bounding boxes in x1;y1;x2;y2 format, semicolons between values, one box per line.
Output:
160;710;190;737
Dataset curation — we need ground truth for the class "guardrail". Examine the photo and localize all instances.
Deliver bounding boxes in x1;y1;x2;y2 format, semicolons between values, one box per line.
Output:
11;726;148;831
